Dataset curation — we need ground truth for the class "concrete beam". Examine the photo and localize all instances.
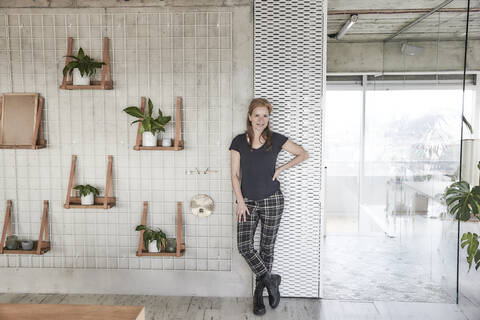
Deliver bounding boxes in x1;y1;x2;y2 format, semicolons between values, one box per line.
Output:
327;40;480;73
0;0;74;7
0;0;251;8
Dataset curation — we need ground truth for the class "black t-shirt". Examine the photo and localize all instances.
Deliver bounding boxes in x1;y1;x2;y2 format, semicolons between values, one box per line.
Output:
229;132;288;201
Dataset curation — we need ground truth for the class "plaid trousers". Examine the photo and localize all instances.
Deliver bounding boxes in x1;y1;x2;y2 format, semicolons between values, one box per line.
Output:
237;190;284;277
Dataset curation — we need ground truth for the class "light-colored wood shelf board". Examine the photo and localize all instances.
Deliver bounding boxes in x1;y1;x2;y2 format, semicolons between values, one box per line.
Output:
136;251;185;257
65;197;116;209
0;303;145;320
136;243;186;256
133;145;184;151
2;241;50;255
0;144;46;149
61;80;113;90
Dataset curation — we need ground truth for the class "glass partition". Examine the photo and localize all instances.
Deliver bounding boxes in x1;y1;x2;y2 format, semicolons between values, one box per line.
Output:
324;0;472;303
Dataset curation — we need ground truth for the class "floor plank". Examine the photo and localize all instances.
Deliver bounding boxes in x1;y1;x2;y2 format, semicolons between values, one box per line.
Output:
374;301;467;320
0;293;478;320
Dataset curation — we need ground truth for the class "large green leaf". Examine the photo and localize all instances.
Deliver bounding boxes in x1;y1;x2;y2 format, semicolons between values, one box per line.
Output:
135;225;146;231
151;119;166;132
78;48;85;59
63;61;79;76
73;185;86;196
142;118;152;133
461;232;480;271
147;99;154;117
123;107;145;119
445;181;480;221
157;114;171;126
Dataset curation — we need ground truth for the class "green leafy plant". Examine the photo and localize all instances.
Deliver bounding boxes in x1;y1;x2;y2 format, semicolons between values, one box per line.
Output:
123;98;171;135
461;232;480;271
135;225;166;252
62;48;105;78
74;184;100;197
445;161;480;271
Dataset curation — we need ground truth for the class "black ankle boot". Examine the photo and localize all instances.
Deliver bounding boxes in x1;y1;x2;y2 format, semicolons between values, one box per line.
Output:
268;274;281;308
260;273;280;309
253;278;266;315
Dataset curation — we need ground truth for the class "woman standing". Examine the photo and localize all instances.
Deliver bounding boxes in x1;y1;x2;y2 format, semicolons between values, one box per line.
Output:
229;98;308;315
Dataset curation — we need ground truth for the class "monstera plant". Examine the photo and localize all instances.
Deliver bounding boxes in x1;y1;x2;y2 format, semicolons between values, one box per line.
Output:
445;161;480;271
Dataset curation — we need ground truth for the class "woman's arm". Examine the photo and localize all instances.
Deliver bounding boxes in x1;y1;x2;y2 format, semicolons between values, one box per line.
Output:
230;150;250;222
272;139;309;180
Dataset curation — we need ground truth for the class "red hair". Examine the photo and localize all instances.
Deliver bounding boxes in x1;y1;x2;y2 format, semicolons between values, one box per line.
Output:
246;98;273;151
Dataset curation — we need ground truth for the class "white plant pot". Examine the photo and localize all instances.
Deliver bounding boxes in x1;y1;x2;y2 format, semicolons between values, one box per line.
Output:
148;240;159;253
81;193;94;205
72;69;90;86
142;131;157;147
162;138;172;147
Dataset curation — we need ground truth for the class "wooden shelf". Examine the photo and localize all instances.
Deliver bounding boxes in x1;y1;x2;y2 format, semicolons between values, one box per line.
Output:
0;144;46;150
60;37;113;90
0;200;51;255
133;144;184;151
65;197;116;209
64;155;116;210
61;81;113;90
136;201;185;257
0;93;47;149
133;97;184;151
2;240;51;255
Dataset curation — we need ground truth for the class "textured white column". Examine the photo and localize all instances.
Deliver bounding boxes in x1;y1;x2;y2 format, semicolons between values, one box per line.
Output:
253;0;326;298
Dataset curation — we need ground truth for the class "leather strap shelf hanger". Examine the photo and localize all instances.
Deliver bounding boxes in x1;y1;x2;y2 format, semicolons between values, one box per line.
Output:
60;37;113;90
0;200;50;255
136;201;185;257
64;155;115;209
133;97;184;151
0;93;46;149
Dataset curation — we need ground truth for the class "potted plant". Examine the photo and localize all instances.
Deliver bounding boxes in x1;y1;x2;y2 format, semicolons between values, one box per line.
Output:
62;48;105;86
123;98;171;147
135;224;167;253
445;161;480;271
74;184;100;205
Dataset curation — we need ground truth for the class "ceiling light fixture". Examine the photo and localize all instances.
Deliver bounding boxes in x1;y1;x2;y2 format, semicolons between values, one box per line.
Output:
328;14;358;40
401;43;424;56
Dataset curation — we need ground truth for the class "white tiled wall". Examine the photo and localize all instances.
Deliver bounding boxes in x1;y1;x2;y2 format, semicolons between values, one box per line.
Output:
0;10;234;271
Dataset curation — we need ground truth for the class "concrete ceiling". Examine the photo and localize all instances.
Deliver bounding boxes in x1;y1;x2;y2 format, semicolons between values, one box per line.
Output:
327;0;480;42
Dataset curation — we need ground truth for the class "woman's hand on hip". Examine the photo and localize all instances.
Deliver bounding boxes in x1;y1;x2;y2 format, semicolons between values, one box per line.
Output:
272;168;282;181
236;202;250;223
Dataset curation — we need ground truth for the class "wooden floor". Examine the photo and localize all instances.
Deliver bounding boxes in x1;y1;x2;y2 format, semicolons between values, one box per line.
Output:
0;293;477;320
